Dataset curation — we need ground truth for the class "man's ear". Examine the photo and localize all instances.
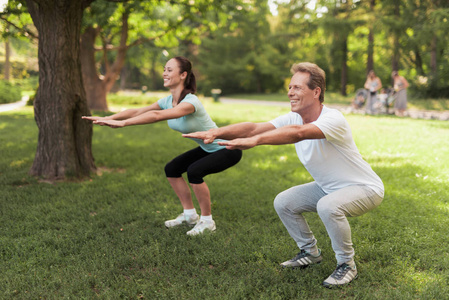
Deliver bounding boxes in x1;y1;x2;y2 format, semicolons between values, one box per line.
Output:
314;87;321;99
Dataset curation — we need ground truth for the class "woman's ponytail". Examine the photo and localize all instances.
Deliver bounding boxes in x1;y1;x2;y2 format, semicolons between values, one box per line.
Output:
173;56;197;104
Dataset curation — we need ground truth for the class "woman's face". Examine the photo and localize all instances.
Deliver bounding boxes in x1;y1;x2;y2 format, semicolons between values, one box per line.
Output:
163;59;186;88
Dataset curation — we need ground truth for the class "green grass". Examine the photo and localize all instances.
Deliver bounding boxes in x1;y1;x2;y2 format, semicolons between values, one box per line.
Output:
107;91;170;107
226;92;449;111
1;101;449;299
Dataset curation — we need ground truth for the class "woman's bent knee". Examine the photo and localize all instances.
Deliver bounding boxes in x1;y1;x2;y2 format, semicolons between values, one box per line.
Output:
164;162;180;178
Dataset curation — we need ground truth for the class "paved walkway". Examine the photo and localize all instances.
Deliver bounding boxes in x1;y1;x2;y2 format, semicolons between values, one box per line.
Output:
0;96;29;113
220;97;449;121
2;96;448;121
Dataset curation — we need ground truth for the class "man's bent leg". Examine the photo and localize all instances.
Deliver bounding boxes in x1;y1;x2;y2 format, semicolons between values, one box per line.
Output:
273;182;326;252
316;185;383;264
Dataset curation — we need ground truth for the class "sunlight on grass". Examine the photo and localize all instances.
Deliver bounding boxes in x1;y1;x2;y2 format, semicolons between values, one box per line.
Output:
10;159;27;167
404;269;446;295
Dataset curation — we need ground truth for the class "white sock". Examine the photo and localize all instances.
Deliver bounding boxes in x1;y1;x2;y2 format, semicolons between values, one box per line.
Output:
307;247;320;257
200;215;213;221
184;208;197;217
346;260;356;269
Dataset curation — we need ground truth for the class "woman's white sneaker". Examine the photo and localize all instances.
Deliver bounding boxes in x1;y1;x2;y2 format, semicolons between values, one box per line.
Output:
165;213;199;228
186;219;216;236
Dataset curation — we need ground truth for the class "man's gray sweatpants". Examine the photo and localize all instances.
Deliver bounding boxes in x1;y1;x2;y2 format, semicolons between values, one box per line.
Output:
273;182;383;264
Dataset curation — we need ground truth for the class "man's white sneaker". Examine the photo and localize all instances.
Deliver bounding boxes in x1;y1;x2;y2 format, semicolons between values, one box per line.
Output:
322;263;358;288
186;219;216;236
165;213;199;228
280;249;323;268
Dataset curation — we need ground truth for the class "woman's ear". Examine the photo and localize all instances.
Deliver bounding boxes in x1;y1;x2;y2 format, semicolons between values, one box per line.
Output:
180;71;188;81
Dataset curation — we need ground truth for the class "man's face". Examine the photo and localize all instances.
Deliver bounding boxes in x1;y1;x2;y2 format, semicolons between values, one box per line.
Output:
287;72;320;114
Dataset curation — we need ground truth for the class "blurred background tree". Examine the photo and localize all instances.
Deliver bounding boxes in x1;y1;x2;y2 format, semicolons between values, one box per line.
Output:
2;0;449;101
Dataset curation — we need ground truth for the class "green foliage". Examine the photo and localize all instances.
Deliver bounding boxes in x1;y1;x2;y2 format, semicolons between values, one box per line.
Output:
3;0;449;100
1;103;449;298
0;80;21;103
197;0;290;95
80;0;248;92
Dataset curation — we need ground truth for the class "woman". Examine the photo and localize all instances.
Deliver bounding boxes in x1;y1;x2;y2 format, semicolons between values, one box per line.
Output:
364;70;382;115
392;71;409;117
83;57;242;236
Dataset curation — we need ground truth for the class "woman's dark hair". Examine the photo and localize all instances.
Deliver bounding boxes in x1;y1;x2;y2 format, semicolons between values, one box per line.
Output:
173;56;197;104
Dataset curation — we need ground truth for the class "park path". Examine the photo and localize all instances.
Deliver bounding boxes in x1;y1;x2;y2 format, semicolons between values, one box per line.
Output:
1;96;448;121
220;97;449;121
0;96;29;113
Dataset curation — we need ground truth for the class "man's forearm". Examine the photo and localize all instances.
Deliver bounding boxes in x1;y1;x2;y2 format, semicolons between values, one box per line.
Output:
213;122;270;140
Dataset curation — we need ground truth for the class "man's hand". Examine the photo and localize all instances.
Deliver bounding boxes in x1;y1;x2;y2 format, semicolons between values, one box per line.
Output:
218;137;257;150
183;130;216;144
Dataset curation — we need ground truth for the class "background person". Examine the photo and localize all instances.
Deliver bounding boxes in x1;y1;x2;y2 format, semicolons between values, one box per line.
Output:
392;71;409;117
83;56;242;236
351;89;368;110
364;70;382;114
184;62;384;288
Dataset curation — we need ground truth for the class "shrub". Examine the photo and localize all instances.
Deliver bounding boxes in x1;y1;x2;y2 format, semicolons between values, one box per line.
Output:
0;80;22;104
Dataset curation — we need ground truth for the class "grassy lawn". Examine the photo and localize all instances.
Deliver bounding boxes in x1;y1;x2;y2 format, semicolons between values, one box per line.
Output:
226;92;449;111
1;99;449;299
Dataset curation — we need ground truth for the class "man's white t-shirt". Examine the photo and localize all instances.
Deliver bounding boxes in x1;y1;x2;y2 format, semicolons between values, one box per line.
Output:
270;106;384;197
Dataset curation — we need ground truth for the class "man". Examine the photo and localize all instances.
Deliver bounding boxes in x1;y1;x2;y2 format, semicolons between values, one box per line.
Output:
183;62;384;288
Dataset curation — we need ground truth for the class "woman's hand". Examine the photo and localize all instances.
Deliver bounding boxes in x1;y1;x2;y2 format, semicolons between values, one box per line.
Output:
82;116;108;122
83;116;125;128
93;119;126;128
183;130;216;144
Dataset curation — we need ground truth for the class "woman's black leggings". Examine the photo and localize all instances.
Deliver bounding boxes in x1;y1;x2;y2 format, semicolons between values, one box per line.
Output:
164;147;242;184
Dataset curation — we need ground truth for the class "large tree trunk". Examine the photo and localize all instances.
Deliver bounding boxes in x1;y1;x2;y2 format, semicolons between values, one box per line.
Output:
80;11;129;111
26;0;96;180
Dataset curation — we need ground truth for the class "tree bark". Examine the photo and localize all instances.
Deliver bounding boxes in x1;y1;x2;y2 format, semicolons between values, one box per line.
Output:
391;0;400;72
340;36;348;96
430;35;437;77
366;0;375;73
4;25;11;81
80;25;108;111
80;11;129;111
414;48;424;75
26;0;96;180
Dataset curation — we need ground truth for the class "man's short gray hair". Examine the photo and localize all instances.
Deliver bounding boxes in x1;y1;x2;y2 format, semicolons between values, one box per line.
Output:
290;62;326;103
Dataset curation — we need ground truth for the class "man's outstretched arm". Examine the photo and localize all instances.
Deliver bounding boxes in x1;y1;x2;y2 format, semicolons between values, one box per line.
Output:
218;124;325;150
183;122;276;144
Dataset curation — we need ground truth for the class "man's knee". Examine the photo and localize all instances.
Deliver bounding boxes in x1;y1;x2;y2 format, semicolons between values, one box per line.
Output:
273;190;294;214
316;200;340;220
